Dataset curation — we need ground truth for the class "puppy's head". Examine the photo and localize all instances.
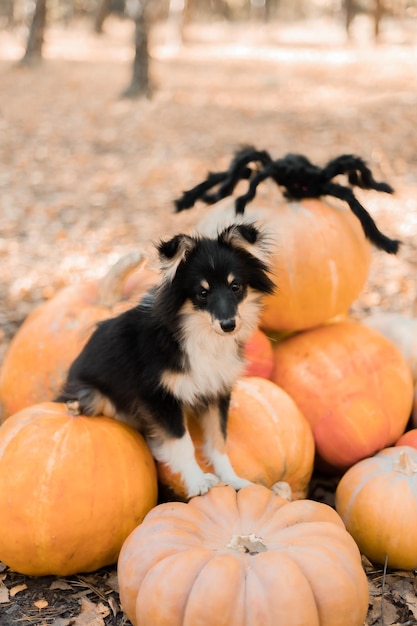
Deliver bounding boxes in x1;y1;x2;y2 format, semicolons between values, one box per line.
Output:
157;223;275;337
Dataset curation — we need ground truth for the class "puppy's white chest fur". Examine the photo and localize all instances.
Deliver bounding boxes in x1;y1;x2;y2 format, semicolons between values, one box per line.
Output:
161;313;245;404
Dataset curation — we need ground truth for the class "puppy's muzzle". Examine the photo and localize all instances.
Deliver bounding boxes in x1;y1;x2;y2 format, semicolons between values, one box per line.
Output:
220;318;236;333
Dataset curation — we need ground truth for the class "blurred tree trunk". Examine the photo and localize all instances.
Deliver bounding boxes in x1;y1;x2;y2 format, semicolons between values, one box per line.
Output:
249;0;277;21
264;0;275;21
21;0;47;64
343;0;385;42
211;0;230;18
373;0;383;41
122;0;151;98
94;0;112;33
2;0;14;25
343;0;356;38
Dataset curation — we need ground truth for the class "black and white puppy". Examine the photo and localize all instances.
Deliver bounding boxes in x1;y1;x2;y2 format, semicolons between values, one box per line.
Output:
57;223;274;497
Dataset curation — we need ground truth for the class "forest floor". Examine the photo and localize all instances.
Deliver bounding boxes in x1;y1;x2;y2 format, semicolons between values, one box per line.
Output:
0;12;417;626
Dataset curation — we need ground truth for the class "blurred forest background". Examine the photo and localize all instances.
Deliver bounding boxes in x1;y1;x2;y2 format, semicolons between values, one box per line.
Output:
1;1;417;624
1;0;417;356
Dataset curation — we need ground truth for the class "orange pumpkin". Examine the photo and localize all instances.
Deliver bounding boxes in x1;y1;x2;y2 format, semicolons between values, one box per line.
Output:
0;252;158;420
242;328;274;379
195;194;371;332
0;402;158;576
157;377;315;501
396;428;417;448
118;484;369;626
414;384;417;427
335;446;417;569
272;320;413;471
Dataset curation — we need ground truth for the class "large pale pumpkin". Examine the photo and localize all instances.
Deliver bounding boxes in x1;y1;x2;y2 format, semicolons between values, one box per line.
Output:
336;446;417;569
0;252;158;420
0;402;158;576
157;377;315;501
195;194;371;332
118;483;369;626
272;320;413;470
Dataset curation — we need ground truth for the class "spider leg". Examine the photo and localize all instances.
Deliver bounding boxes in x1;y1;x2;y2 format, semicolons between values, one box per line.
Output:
202;165;252;204
175;147;273;211
235;165;275;214
322;155;394;193
203;147;273;205
347;168;393;193
323;182;400;254
175;171;229;211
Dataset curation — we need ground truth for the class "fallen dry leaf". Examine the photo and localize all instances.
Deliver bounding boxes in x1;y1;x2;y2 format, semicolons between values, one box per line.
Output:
72;597;111;626
51;619;72;626
73;612;105;626
391;579;417;620
33;598;49;609
50;579;74;591
367;597;398;625
0;582;9;604
9;583;28;597
107;595;119;617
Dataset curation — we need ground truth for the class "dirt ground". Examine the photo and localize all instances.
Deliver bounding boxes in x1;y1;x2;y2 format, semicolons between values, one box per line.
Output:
1;12;417;625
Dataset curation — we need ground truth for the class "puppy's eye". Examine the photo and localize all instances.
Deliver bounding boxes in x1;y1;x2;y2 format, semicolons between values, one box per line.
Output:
197;288;209;301
230;281;243;294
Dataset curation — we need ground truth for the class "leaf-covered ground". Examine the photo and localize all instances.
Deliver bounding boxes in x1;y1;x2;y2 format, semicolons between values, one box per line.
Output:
0;13;417;625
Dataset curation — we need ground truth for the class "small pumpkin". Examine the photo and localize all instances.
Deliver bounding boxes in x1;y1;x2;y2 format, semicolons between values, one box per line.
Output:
118;483;369;626
414;384;417;427
272;320;413;471
335;446;417;570
396;428;417;448
157;377;315;501
242;328;274;379
0;252;158;420
0;402;158;576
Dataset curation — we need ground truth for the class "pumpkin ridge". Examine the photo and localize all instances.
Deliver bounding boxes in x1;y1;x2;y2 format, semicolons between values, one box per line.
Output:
183;552;247;626
283;536;368;625
248;550;321;626
336;465;385;525
234;482;290;534
137;549;214;626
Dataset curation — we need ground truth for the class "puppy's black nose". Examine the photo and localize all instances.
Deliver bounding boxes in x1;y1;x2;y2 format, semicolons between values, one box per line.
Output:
220;318;236;333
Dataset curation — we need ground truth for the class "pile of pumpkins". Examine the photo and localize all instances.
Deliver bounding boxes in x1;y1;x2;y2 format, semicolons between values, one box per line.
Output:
0;190;417;626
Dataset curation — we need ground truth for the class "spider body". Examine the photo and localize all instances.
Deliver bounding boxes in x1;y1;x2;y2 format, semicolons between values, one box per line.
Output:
176;148;399;254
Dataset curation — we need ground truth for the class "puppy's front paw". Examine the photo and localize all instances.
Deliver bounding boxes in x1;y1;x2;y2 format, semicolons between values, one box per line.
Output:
226;476;254;491
186;472;220;498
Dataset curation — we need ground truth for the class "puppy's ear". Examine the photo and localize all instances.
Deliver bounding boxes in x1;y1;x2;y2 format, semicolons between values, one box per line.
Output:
157;233;196;281
219;223;272;265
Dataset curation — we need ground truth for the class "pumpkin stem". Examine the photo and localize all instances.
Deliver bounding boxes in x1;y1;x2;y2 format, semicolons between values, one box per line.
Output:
97;251;149;308
226;533;267;555
393;451;417;476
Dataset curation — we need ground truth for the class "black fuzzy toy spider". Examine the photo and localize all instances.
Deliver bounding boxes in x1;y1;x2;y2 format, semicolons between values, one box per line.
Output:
175;147;400;254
